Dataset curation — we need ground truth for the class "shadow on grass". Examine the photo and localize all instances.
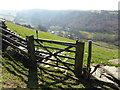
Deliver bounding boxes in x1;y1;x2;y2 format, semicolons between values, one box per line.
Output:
2;49;29;88
37;66;120;89
2;49;120;89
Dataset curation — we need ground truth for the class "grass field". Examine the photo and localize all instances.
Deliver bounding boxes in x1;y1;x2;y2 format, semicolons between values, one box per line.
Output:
6;22;119;67
1;50;119;89
6;22;74;43
1;22;119;89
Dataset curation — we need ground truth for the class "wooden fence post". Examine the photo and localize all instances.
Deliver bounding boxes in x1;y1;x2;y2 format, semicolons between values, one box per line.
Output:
87;40;92;71
26;35;36;66
74;41;85;78
85;40;92;80
26;35;38;88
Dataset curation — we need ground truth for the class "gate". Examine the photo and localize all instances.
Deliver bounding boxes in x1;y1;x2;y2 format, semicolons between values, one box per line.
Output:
26;35;92;79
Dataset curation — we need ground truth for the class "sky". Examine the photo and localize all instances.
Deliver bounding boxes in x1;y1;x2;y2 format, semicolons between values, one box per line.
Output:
0;0;119;10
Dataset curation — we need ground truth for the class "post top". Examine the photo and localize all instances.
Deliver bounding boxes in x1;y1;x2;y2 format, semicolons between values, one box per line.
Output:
76;40;85;43
26;35;34;37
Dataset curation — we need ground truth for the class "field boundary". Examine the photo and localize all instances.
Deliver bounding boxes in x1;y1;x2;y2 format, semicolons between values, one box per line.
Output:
1;21;92;88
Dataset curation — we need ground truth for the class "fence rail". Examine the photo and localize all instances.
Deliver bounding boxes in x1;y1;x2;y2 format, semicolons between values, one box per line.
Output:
35;50;75;60
34;38;77;47
1;25;92;86
2;27;26;42
34;44;76;53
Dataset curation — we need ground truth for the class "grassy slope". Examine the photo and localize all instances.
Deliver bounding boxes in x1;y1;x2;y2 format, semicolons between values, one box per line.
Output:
2;56;28;88
6;22;119;66
6;22;74;43
2;22;119;88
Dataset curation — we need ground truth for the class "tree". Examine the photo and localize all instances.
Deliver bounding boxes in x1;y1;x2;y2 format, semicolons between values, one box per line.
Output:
22;24;33;29
36;25;47;32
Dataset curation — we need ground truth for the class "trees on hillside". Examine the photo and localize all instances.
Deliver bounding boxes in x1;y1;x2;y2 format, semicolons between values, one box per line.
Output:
36;25;47;32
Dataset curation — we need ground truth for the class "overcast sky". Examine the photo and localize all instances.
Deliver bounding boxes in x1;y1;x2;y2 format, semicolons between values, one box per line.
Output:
0;0;119;10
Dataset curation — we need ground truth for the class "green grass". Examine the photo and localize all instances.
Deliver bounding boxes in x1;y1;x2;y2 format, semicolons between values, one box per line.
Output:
2;53;28;88
6;22;119;67
1;22;119;88
1;50;119;89
80;31;117;42
6;22;74;43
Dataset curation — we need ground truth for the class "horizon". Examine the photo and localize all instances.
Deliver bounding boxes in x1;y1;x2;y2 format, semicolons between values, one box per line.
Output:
0;9;118;11
0;0;119;11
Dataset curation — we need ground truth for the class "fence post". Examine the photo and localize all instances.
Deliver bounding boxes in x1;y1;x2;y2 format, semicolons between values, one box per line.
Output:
87;40;92;71
86;40;92;80
26;35;38;88
74;40;85;78
26;35;36;66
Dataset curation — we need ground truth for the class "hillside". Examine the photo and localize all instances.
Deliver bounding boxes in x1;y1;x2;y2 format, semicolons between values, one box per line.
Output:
2;22;119;88
0;9;118;46
6;22;119;66
6;22;74;43
14;9;118;34
13;9;118;46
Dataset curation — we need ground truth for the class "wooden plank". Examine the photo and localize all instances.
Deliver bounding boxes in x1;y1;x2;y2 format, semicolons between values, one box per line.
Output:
35;50;75;60
54;46;73;55
74;41;85;78
34;44;76;53
34;38;77;47
57;55;75;60
55;56;74;71
2;39;28;56
2;28;26;42
36;56;74;66
2;34;27;48
35;40;53;55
